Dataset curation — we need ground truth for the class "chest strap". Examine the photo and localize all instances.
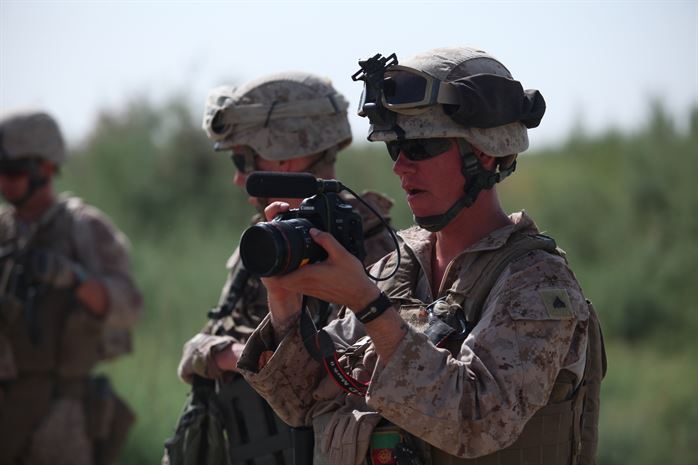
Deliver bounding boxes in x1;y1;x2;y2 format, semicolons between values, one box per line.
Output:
425;233;560;354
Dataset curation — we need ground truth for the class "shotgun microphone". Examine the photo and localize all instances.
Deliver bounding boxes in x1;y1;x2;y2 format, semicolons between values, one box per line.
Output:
245;172;344;198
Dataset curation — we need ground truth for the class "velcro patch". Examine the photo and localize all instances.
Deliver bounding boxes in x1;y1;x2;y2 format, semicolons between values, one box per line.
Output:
370;429;403;465
538;289;573;319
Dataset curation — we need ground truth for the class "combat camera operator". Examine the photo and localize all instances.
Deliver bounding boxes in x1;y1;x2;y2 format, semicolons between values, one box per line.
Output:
168;72;394;465
0;110;143;465
236;47;606;465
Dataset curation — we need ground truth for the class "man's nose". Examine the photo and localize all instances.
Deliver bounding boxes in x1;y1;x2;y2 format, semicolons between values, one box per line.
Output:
392;152;416;175
233;170;247;188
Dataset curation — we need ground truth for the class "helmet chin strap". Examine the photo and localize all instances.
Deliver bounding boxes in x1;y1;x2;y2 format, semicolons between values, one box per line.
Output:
7;161;49;209
414;139;516;232
10;176;48;208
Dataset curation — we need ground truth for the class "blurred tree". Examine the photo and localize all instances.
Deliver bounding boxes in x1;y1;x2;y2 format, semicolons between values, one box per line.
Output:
58;95;249;238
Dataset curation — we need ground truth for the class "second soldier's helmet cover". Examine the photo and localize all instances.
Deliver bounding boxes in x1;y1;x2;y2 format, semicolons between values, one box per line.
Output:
360;47;542;157
202;72;352;161
0;110;67;165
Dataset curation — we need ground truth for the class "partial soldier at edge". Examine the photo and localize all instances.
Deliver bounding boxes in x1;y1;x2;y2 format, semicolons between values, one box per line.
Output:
0;109;143;465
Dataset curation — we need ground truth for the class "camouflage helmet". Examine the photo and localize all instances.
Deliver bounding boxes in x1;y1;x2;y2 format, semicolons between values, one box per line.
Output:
368;47;529;157
0;109;66;165
202;72;352;160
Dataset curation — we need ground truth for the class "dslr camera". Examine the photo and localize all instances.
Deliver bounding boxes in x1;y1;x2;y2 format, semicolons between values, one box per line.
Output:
239;172;365;277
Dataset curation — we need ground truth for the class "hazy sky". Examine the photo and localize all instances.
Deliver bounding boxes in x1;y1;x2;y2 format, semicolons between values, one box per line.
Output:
1;1;697;149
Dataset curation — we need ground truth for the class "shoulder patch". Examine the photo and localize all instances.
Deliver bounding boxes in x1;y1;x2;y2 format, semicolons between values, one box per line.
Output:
538;289;573;319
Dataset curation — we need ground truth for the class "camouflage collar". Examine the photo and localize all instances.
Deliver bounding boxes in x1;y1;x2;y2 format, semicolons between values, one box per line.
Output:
465;210;541;253
398;210;540;259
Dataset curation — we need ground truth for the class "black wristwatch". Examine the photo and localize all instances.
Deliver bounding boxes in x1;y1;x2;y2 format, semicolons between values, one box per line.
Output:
354;292;392;324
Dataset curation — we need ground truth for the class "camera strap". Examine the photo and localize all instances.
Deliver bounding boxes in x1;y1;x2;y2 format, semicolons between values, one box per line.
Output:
299;298;368;397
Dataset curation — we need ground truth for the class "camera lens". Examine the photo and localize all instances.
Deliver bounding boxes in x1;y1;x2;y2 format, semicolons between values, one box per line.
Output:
239;218;326;276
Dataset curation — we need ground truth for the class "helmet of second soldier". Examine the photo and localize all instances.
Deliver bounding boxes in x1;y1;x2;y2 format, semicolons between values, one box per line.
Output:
202;72;352;161
0;110;67;165
368;47;529;158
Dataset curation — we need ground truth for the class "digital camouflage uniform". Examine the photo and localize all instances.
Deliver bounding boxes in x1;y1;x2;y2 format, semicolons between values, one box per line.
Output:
0;110;142;465
237;212;599;464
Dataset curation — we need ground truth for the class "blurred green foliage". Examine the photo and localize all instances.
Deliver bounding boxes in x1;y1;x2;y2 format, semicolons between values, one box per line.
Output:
55;97;697;465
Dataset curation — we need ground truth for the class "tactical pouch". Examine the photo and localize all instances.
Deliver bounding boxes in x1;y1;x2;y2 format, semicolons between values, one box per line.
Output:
86;375;136;465
58;307;104;377
86;376;117;440
163;376;230;465
218;374;294;464
291;426;314;465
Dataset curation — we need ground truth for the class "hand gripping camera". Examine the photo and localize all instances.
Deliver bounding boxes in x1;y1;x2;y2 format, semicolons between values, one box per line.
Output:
239;172;367;277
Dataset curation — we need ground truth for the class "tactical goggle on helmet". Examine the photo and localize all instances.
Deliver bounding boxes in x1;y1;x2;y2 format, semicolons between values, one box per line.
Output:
377;65;460;114
352;48;535;157
353;53;458;128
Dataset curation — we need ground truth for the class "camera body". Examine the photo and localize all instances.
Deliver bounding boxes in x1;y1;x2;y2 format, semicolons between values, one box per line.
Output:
239;192;365;277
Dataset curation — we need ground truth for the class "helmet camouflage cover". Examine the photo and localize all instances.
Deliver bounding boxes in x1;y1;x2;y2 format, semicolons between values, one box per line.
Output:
202;72;352;161
369;47;530;157
0;109;66;165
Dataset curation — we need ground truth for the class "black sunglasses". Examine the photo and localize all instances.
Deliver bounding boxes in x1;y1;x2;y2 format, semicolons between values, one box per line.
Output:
230;149;257;174
0;158;40;177
385;138;453;162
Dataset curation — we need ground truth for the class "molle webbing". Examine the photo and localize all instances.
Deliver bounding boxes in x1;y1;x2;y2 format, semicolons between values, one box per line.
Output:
217;375;293;464
427;322;604;465
424;243;606;465
436;233;559;354
450;233;560;326
380;233;606;465
577;302;606;465
390;231;596;465
430;396;578;465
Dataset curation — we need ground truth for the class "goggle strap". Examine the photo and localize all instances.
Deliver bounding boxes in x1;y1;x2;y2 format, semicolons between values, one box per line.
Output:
435;81;460;106
394;124;406;141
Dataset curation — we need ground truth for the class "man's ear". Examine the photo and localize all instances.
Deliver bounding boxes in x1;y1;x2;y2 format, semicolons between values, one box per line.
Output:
472;148;497;171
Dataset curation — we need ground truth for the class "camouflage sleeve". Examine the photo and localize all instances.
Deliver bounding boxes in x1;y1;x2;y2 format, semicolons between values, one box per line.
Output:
72;203;142;329
177;332;236;384
365;251;590;458
237;315;325;427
